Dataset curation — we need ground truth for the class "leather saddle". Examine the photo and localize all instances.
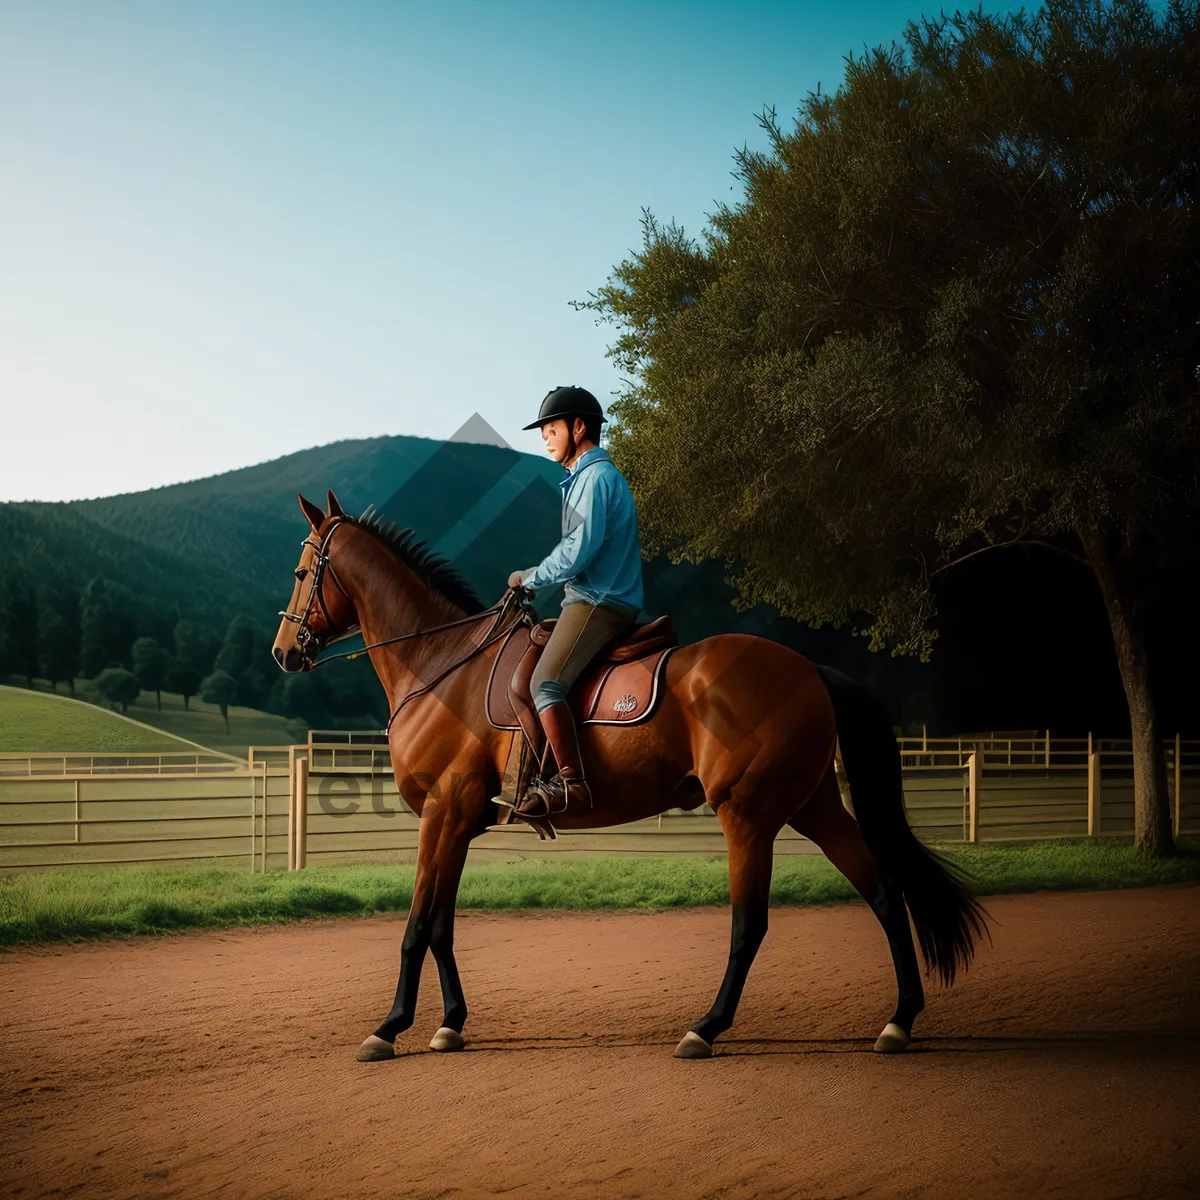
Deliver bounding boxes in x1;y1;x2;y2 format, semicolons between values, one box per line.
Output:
484;614;679;735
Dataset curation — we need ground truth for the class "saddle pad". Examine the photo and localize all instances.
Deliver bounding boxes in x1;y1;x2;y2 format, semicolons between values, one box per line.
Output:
485;624;674;730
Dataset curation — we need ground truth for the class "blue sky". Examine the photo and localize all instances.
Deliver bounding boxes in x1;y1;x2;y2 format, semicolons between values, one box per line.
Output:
1;0;1021;502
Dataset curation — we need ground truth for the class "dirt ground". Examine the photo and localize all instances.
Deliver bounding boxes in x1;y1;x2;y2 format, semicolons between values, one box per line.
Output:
3;886;1199;1200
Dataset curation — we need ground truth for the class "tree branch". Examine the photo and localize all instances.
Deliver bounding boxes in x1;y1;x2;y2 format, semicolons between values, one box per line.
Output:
931;532;1089;576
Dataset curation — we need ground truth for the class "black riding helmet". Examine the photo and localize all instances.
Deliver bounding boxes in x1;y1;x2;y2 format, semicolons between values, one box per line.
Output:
522;385;607;431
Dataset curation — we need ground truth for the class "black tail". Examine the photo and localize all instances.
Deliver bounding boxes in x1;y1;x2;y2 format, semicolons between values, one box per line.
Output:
817;665;990;986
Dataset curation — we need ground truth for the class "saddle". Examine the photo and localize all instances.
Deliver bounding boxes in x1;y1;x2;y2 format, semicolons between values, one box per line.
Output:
484;614;678;734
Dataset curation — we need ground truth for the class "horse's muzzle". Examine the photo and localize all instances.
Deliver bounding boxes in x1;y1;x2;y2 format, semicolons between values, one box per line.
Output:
274;645;307;673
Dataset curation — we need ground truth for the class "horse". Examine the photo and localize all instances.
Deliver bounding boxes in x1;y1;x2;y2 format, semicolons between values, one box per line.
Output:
272;490;988;1062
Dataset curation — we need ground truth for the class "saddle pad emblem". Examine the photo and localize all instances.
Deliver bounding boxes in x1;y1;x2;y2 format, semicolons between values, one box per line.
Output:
612;694;637;717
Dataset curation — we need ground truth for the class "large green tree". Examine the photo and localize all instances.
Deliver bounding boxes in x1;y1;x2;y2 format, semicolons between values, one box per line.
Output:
132;637;170;711
581;0;1198;855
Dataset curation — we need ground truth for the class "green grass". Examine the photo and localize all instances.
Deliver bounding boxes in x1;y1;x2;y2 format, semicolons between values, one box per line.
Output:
0;679;299;759
2;840;1197;947
0;685;196;754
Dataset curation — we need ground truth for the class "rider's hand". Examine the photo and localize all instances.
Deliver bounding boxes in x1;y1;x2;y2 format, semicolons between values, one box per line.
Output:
507;570;528;589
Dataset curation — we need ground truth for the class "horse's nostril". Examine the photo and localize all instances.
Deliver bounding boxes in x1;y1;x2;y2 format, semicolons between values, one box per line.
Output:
273;647;285;666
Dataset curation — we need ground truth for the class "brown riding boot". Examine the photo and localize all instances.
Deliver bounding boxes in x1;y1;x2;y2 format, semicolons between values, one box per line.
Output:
516;701;593;818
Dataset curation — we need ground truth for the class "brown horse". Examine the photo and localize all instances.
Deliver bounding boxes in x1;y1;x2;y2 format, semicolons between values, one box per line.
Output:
272;491;988;1062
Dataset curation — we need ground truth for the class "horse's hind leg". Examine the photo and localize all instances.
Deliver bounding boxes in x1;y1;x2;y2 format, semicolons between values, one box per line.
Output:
676;806;776;1059
789;768;924;1052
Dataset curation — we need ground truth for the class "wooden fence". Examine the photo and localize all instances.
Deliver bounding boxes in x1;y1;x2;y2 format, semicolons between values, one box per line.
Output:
0;735;1196;872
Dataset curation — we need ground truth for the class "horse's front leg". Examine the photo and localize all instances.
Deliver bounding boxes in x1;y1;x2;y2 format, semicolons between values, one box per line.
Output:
425;828;472;1052
357;799;473;1061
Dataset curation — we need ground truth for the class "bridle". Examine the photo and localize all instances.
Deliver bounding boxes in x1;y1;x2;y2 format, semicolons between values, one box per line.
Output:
278;516;534;733
277;517;358;661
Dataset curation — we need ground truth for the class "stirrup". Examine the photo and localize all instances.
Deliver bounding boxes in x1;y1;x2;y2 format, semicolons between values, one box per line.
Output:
517;777;569;819
520;774;591;819
490;792;558;841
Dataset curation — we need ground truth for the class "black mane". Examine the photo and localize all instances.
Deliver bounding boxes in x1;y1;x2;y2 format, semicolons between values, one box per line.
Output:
351;505;484;615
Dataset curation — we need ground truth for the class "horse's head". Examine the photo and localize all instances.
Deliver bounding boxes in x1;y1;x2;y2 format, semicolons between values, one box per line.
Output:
272;489;360;672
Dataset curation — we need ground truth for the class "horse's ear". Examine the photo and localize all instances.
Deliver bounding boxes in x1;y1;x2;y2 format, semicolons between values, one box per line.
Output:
298;493;325;531
326;489;346;519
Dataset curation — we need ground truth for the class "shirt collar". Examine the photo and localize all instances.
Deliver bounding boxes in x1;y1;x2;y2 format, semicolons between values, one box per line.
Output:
567;446;610;475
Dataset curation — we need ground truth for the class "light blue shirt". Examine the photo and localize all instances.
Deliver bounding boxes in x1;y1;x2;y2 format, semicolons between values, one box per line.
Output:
521;446;644;613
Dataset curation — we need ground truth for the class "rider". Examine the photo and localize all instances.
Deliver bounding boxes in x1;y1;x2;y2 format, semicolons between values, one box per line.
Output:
505;385;644;818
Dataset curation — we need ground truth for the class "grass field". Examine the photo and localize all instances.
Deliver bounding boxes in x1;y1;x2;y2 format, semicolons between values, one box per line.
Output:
2;840;1197;946
0;686;199;755
0;679;299;759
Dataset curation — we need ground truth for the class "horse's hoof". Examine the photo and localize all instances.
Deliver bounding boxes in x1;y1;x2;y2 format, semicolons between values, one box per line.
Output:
429;1026;464;1052
357;1035;395;1062
674;1031;714;1059
873;1022;912;1053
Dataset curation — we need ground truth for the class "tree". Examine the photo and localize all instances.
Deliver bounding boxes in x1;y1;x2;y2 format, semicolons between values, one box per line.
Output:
164;658;202;710
276;670;334;728
200;670;238;733
80;578;138;678
215;615;273;709
95;667;141;713
285;716;310;744
6;586;39;686
131;637;170;710
173;619;220;677
580;0;1198;855
37;590;81;695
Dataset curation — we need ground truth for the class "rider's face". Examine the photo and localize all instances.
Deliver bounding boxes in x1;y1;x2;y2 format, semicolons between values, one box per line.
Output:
540;417;586;464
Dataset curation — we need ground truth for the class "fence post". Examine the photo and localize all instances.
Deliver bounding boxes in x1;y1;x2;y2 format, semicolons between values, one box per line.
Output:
249;772;257;872
294;757;309;870
1175;732;1182;838
260;760;268;873
287;747;296;870
1087;749;1102;837
968;750;981;843
1045;730;1050;770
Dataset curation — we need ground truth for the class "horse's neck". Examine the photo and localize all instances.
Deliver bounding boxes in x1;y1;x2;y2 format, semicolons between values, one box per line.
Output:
334;534;489;705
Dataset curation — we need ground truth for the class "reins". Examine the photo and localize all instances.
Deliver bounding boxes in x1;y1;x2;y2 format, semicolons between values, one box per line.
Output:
380;589;530;733
278;518;533;735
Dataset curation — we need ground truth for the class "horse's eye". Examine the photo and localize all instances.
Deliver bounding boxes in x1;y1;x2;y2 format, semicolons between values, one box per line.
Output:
294;567;308;581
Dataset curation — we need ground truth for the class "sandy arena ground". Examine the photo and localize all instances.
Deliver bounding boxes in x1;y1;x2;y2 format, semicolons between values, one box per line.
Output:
3;885;1199;1199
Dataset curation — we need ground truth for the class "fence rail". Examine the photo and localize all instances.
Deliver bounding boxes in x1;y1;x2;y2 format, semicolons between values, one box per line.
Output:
0;736;1196;872
0;751;245;778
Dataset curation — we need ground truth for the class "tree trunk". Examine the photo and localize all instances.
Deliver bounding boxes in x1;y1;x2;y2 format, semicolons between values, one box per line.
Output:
156;690;162;711
1078;527;1175;856
183;695;190;711
221;706;230;733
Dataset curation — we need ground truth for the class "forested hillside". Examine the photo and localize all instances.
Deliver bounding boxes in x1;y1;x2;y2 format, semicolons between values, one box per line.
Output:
2;430;1180;740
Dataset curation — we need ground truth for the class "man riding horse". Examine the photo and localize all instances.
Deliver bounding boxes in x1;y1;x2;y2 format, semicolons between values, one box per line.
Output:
503;385;643;820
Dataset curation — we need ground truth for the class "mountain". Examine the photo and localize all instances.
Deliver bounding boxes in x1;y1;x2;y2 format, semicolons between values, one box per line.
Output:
4;426;1190;736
